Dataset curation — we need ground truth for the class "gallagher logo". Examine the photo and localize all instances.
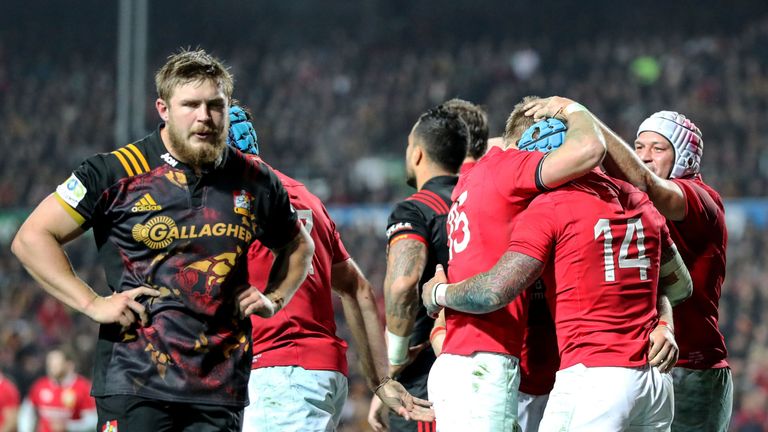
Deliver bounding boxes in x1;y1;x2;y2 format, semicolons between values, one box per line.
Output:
132;216;253;249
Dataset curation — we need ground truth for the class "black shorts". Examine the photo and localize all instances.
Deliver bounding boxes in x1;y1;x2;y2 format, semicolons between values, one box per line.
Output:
96;395;243;432
388;347;437;432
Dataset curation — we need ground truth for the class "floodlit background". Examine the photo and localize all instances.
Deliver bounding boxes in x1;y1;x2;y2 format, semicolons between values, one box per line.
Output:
1;1;768;429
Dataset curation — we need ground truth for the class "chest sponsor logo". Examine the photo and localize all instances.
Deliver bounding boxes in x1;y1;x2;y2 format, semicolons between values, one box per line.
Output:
132;216;253;249
55;174;87;208
131;193;162;212
233;190;253;216
102;420;118;432
386;221;413;238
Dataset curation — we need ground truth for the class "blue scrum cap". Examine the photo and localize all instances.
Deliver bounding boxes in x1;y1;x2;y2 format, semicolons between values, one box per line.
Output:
227;105;259;155
518;118;567;153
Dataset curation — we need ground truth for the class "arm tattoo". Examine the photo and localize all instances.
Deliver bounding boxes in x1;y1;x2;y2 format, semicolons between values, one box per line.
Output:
384;239;427;323
446;252;544;314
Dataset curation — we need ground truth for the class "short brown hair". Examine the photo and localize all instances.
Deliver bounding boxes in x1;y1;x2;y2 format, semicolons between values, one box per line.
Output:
503;96;539;147
155;48;234;101
443;98;489;159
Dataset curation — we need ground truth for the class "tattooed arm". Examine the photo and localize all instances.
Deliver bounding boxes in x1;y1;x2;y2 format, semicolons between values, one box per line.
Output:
384;238;427;365
423;252;544;315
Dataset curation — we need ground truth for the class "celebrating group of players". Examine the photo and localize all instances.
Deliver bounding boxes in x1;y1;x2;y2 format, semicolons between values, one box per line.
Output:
377;96;731;432
9;48;730;432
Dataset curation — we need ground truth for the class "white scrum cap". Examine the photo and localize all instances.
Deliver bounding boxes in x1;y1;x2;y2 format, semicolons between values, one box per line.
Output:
637;111;703;179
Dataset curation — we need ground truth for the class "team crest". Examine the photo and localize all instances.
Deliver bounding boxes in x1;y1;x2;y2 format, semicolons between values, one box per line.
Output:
233;190;254;216
102;420;118;432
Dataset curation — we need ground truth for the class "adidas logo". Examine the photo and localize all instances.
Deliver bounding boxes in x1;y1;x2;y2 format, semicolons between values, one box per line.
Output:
131;193;162;212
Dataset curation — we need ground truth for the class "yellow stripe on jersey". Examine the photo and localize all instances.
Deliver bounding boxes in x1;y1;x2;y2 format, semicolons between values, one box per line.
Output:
126;144;150;172
111;150;135;176
144;194;157;205
117;147;144;175
54;193;86;225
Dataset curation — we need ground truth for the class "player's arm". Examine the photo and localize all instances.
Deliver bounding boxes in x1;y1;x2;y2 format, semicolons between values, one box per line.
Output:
11;195;159;325
648;290;678;373
422;252;544;316
429;309;447;356
383;237;428;367
591;115;686;221
523;96;607;189
332;258;389;391
239;166;314;318
332;258;434;423
658;243;692;307
243;225;314;317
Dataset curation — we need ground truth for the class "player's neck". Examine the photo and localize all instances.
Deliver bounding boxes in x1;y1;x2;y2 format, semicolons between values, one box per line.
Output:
416;168;452;190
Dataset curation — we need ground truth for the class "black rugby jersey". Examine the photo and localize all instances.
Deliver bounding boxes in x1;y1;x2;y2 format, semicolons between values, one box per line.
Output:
54;124;299;407
385;175;457;382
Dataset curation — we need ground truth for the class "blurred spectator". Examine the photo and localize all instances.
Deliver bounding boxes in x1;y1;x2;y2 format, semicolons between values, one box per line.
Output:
0;372;20;432
18;348;96;432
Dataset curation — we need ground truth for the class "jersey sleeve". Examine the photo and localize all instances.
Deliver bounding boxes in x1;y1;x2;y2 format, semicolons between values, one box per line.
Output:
506;195;558;262
53;154;115;229
322;205;350;264
660;220;673;249
493;149;547;199
386;200;429;246
671;178;722;228
254;166;301;250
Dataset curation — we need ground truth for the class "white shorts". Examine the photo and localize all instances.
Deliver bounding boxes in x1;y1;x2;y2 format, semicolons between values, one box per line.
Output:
427;352;521;432
518;391;549;432
242;366;348;432
539;363;674;432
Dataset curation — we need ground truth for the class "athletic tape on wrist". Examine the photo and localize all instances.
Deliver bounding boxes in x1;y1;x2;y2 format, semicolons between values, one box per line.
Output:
563;102;588;116
658;320;674;333
386;329;410;366
434;283;448;307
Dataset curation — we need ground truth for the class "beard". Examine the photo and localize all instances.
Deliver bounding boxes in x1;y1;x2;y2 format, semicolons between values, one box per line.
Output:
166;120;227;168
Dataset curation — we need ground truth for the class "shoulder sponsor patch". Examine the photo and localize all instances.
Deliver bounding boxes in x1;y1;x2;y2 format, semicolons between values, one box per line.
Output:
55;174;87;208
386;221;413;238
161;152;179;167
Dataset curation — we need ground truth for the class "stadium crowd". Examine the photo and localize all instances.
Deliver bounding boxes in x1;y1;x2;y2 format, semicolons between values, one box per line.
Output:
1;2;768;430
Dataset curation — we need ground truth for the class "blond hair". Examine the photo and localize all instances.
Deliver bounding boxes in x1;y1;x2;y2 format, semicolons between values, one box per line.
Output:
503;96;540;147
155;48;233;101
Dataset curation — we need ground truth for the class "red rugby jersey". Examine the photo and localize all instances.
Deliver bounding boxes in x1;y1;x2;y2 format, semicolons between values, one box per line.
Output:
443;146;545;357
509;171;671;369
27;374;95;432
249;166;351;375
668;177;728;369
0;374;20;429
